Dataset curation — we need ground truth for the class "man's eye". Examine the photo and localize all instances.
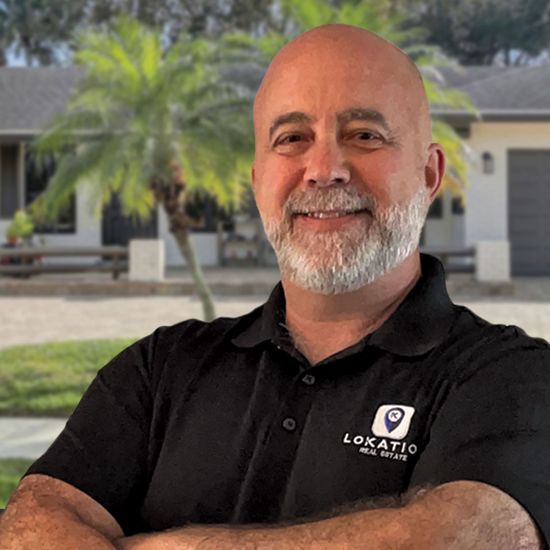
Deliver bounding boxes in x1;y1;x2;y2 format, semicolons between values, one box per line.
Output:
354;131;380;141
277;134;303;145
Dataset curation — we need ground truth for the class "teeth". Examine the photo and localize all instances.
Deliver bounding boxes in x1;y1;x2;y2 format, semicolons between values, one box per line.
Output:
305;211;355;219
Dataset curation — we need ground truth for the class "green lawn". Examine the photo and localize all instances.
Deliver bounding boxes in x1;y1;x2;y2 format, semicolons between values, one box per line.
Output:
0;458;34;509
0;339;137;417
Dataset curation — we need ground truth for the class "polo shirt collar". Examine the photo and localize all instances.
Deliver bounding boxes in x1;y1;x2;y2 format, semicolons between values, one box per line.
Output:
231;253;456;357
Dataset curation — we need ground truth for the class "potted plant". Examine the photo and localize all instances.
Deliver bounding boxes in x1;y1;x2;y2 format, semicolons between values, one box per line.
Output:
5;210;35;246
2;210;38;275
5;227;18;246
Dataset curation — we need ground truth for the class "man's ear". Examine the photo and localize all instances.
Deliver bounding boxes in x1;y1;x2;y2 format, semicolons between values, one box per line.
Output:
425;143;446;201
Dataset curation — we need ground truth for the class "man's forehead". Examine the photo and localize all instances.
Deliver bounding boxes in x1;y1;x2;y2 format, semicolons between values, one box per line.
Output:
256;53;400;111
253;25;429;141
256;77;414;138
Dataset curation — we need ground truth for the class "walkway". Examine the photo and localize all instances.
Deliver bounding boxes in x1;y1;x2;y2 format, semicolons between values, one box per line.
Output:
0;418;66;459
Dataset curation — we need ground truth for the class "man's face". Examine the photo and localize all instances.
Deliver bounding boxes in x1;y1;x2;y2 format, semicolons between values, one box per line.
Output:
252;31;439;294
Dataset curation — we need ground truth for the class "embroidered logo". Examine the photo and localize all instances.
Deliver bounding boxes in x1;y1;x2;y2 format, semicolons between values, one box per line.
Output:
371;404;415;440
342;403;418;462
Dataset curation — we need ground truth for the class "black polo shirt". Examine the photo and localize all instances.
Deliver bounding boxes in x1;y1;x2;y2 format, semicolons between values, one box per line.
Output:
25;254;550;545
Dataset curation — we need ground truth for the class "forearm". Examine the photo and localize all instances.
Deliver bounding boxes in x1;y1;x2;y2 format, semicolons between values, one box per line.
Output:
116;482;543;550
0;505;117;550
198;507;410;549
116;507;411;549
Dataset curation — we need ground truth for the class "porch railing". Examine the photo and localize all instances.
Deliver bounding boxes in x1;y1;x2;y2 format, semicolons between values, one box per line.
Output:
0;246;128;280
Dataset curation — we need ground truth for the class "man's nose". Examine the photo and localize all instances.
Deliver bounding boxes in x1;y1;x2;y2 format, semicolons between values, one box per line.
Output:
303;140;351;187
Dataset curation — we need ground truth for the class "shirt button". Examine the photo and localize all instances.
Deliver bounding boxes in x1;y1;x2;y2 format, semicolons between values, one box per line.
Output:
282;417;297;432
302;374;315;385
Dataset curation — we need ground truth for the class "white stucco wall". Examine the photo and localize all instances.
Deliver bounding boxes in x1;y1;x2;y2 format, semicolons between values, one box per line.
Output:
464;122;550;245
0;219;9;243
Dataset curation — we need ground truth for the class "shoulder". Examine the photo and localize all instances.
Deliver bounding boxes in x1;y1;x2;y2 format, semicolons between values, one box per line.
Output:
147;307;263;355
104;305;264;378
444;303;550;385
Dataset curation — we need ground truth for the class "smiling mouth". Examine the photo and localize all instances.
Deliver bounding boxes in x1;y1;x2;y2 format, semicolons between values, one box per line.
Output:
293;209;369;219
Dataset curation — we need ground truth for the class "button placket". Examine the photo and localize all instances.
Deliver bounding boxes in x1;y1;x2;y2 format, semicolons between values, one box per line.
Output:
235;368;317;521
279;373;318;433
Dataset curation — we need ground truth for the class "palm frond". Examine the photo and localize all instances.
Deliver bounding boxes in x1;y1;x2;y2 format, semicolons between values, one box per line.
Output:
34;139;113;222
282;0;335;28
34;16;255;228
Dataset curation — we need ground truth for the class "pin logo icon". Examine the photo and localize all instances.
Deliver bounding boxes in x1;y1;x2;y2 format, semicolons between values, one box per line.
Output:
372;404;415;440
384;407;405;433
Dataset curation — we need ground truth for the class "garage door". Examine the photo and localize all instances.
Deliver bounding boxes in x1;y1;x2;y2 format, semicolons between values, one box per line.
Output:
508;150;550;276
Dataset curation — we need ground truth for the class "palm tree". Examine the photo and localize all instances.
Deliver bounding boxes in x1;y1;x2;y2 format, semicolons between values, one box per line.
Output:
32;17;254;321
228;0;477;199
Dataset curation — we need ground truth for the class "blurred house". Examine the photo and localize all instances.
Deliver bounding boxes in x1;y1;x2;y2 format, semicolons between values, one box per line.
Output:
433;65;550;276
0;67;219;267
0;65;548;274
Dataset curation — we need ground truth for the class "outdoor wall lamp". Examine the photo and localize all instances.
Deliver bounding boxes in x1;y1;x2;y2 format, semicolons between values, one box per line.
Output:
482;152;494;174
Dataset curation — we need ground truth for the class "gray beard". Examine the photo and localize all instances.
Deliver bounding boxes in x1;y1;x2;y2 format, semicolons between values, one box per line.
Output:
262;185;430;295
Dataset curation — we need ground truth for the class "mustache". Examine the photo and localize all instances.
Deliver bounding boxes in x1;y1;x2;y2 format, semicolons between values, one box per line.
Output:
283;186;377;218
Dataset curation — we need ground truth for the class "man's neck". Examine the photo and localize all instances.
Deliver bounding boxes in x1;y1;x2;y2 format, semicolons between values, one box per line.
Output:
281;252;422;365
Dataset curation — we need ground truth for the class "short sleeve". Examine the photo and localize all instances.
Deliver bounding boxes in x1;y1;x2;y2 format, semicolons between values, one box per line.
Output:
22;327;171;535
411;342;550;548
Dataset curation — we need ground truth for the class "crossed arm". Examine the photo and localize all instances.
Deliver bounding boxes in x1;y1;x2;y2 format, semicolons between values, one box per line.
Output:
117;480;542;549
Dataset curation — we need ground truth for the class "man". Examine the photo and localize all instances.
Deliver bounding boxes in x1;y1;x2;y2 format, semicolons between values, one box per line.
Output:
2;23;549;549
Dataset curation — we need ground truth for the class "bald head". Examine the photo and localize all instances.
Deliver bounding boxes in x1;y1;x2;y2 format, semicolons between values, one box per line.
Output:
254;24;432;147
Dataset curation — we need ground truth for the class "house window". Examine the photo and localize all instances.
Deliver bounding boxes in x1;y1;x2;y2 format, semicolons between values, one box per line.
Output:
427;196;443;219
25;151;76;233
0;144;20;219
452;197;465;215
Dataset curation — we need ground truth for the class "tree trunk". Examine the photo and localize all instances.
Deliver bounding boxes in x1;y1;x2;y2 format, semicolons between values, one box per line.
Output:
152;175;216;322
170;222;216;322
